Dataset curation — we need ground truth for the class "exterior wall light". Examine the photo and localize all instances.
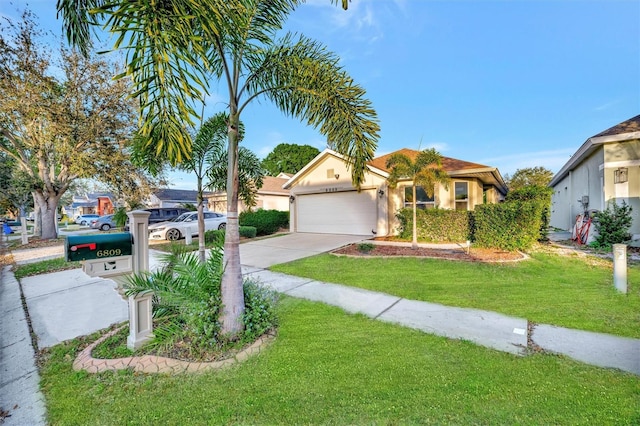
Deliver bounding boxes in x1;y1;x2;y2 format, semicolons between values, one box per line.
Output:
378;189;385;198
289;195;295;203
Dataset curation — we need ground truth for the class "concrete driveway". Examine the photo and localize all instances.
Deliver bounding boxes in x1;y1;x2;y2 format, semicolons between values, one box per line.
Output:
239;233;370;268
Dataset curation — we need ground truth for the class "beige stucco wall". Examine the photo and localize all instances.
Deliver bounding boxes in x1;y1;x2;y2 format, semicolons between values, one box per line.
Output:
603;140;640;237
288;153;389;235
255;194;290;211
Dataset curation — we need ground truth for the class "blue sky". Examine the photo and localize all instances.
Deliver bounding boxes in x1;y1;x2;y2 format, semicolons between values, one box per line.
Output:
2;0;638;189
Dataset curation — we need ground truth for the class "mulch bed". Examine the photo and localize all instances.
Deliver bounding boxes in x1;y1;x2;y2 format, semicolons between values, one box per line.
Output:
332;244;525;262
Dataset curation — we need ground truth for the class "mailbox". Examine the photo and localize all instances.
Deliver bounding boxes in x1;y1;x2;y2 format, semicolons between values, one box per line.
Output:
65;233;133;262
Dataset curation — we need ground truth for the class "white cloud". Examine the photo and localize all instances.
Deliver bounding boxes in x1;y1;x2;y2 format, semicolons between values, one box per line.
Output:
593;99;621;111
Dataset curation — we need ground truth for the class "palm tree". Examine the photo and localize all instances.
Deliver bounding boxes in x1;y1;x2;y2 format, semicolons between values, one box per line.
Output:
58;0;380;337
386;149;450;249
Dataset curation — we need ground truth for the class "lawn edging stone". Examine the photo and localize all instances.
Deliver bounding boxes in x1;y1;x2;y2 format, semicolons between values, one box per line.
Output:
73;326;276;375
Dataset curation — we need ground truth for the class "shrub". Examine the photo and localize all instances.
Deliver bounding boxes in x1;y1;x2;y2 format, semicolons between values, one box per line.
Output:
396;208;470;242
124;242;278;355
239;209;289;236
240;226;257;239
473;200;542;251
242;280;278;341
592;201;633;249
205;229;225;244
506;185;553;241
112;207;128;228
357;242;375;253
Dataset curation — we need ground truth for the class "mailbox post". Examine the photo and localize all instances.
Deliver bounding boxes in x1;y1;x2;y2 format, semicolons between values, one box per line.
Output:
126;210;152;350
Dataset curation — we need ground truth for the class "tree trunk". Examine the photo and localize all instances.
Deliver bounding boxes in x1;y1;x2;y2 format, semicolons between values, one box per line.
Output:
220;111;245;337
412;184;418;249
196;176;206;264
33;190;61;240
32;193;41;237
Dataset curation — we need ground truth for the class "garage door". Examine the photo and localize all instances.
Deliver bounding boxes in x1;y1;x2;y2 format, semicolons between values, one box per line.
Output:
296;190;377;235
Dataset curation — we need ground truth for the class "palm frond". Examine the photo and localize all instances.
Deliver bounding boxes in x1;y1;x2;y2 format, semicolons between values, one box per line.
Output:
243;33;379;188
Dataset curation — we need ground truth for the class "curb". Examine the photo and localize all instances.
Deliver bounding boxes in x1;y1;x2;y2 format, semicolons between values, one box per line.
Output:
73;327;276;375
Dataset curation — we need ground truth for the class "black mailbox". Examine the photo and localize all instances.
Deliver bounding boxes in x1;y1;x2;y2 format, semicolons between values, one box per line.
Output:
65;233;133;262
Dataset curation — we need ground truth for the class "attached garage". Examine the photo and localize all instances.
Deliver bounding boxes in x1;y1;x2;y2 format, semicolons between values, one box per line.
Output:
296;190;377;235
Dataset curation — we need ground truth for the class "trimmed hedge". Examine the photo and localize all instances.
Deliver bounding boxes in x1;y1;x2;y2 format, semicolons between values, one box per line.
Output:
239;209;289;236
505;185;552;241
473;200;543;251
204;226;257;242
396;208;470;242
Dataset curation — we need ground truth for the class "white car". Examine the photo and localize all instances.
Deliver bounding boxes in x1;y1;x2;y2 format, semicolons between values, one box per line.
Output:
148;211;227;241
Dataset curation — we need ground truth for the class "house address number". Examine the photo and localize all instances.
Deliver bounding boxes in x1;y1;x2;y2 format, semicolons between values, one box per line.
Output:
324;187;339;192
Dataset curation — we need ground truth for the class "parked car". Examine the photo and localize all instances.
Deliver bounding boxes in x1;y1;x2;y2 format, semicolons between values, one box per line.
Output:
145;207;191;224
148;211;226;241
75;214;100;226
90;214;117;231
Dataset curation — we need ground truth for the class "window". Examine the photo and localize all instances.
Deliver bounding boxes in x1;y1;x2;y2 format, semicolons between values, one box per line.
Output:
454;182;468;210
404;186;435;209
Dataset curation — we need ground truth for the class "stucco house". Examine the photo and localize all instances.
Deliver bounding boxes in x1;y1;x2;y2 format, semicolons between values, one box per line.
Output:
549;115;640;239
206;173;291;213
64;193;115;218
283;148;507;236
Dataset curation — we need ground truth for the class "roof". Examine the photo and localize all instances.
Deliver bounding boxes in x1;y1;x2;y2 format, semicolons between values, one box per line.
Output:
259;176;290;195
154;189;214;201
284;148;508;194
368;148;492;173
549;115;640;187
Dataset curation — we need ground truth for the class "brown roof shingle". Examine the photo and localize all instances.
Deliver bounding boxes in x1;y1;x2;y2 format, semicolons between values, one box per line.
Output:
592;115;640;138
368;148;491;173
258;176;289;195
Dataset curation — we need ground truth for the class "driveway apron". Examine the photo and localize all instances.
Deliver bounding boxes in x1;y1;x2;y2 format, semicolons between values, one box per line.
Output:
239;233;370;268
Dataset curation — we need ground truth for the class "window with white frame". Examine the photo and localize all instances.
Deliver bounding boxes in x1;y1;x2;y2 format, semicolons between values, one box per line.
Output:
404;186;435;209
454;182;468;210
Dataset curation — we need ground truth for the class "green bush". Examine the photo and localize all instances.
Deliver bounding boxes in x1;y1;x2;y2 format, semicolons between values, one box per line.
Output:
396;208;470;242
124;243;278;355
240;226;257;238
506;185;553;241
239;209;289;236
357;242;376;253
473;200;543;251
242;280;278;341
205;229;225;244
591;201;633;249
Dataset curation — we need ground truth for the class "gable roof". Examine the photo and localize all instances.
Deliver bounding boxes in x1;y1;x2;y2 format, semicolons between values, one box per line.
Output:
368;148;492;174
259;176;290;195
284;148;507;194
549;115;640;187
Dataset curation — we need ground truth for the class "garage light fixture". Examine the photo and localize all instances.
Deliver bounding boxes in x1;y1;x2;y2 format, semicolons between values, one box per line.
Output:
614;167;628;184
289;195;295;203
378;189;385;198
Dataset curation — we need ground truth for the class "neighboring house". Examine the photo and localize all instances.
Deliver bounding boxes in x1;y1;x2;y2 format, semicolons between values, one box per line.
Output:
64;193;115;218
549;115;640;239
283;148;507;236
148;189;213;208
206;173;291;213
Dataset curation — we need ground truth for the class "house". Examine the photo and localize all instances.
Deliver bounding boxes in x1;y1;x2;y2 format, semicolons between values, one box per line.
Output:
206;173;291;213
549;115;640;239
148;189;213;208
283;148;508;236
64;193;115;218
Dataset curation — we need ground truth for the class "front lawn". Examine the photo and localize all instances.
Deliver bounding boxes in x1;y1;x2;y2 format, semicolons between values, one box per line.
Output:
40;298;640;425
271;251;640;338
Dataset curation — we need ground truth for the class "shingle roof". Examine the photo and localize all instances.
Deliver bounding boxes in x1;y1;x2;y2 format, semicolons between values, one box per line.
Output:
368;148;491;173
591;114;640;138
259;176;289;195
154;189;214;201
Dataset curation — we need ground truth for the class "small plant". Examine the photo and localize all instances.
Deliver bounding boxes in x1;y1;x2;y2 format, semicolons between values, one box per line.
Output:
239;226;257;238
124;242;278;358
592;201;633;249
357;242;376;253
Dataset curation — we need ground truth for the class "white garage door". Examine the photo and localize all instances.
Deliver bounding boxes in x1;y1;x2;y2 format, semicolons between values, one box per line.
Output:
296;190;377;235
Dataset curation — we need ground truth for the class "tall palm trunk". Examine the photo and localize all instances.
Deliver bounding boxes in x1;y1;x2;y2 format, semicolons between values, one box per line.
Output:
220;111;245;336
412;183;418;249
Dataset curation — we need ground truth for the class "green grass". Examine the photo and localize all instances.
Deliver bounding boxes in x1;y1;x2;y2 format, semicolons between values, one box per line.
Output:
13;258;81;279
271;252;640;338
40;298;640;425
